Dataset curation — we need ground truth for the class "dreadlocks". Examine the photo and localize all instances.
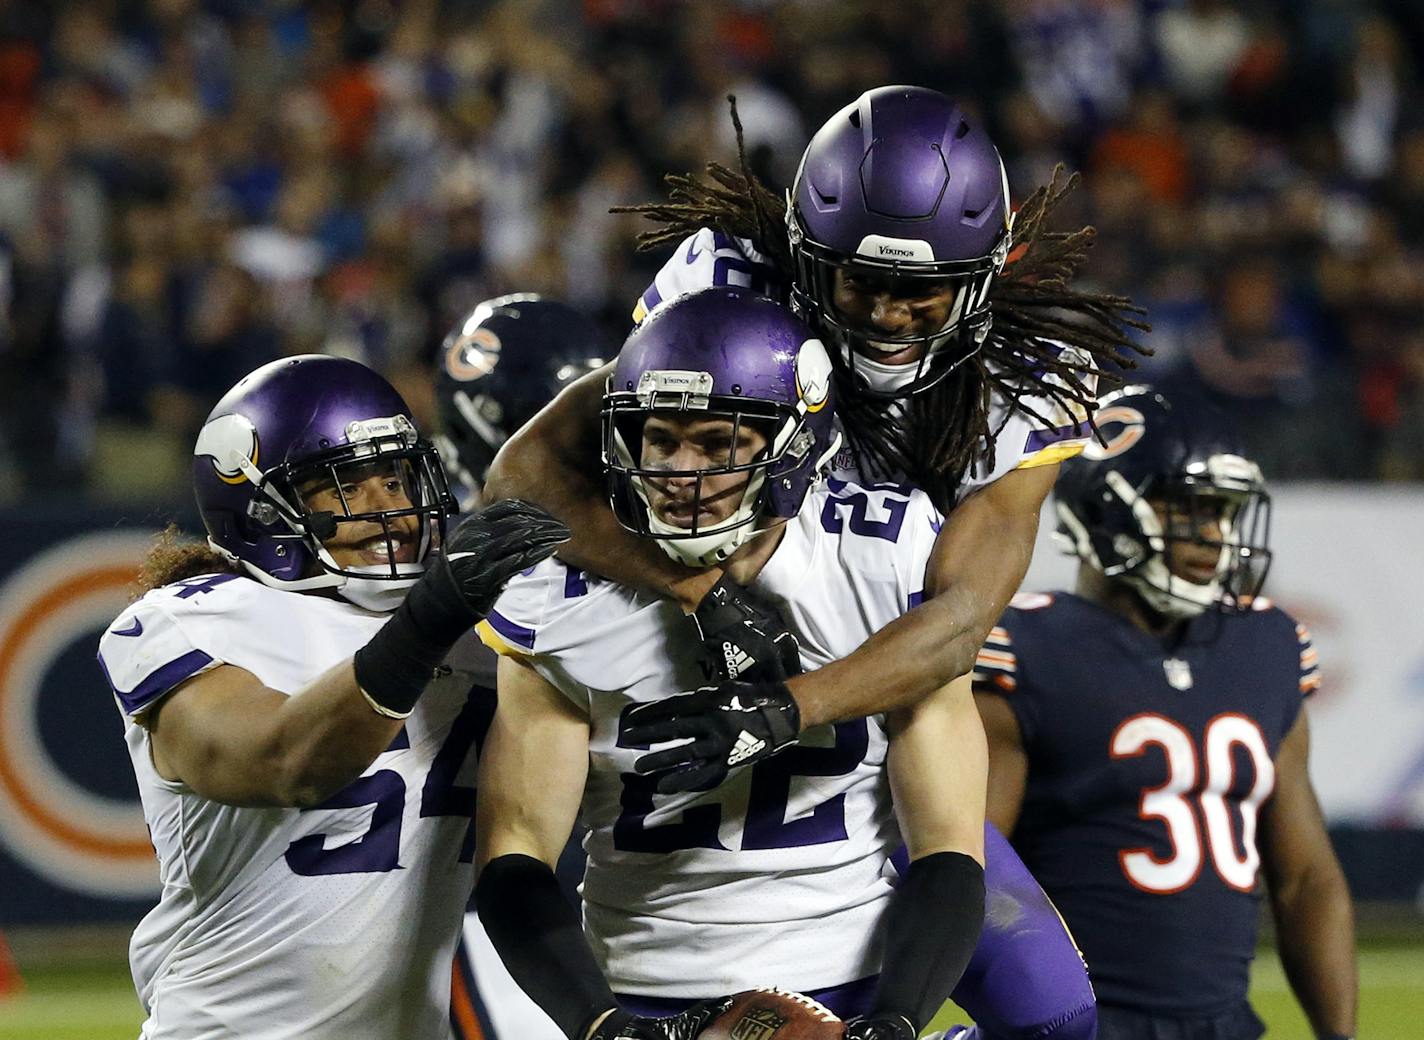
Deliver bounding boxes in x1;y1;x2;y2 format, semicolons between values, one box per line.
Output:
613;97;1150;509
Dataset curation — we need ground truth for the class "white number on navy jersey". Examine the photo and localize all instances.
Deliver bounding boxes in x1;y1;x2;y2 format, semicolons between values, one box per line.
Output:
1111;713;1275;895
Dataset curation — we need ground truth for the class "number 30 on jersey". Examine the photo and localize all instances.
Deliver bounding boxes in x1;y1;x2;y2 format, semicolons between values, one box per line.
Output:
1111;712;1275;894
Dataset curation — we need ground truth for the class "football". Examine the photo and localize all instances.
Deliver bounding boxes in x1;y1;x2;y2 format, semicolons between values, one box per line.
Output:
699;988;844;1040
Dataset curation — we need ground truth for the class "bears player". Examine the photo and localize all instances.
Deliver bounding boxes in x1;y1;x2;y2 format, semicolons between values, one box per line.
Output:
473;288;988;1040
435;294;612;507
484;86;1120;1040
972;386;1357;1040
436;295;610;1040
97;356;566;1039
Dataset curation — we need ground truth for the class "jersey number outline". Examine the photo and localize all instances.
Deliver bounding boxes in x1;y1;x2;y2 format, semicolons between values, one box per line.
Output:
613;714;871;853
1110;712;1275;894
284;688;491;875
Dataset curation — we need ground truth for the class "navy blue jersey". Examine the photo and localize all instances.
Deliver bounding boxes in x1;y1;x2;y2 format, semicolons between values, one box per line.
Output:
973;592;1319;1017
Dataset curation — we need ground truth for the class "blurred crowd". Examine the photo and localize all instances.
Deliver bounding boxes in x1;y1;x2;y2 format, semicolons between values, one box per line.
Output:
0;0;1421;503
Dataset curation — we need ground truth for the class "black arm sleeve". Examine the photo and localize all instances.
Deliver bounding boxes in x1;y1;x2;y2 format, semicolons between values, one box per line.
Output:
872;850;986;1030
474;853;617;1039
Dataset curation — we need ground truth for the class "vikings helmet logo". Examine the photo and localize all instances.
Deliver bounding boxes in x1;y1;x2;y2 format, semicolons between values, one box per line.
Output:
194;413;260;485
794;338;832;413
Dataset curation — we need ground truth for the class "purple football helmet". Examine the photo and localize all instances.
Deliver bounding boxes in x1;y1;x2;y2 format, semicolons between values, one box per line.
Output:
603;287;840;566
788;85;1013;398
193;355;456;610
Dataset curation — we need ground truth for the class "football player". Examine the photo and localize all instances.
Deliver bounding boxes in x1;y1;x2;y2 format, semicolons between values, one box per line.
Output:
97;356;566;1039
973;386;1357;1040
436;295;610;1040
474;287;987;1040
483;87;1123;1039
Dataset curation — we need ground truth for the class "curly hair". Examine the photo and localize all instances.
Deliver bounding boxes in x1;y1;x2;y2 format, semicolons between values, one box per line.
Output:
134;523;242;597
613;97;1151;508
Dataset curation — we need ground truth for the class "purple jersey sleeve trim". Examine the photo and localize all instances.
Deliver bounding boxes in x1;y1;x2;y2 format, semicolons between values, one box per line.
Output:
486;609;536;650
107;647;216;715
1023;420;1088;454
640;283;664;315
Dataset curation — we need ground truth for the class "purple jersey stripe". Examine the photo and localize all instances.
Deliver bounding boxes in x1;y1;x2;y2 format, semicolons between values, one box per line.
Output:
486;609;536;650
1023;421;1087;454
108;647;216;715
640;283;663;315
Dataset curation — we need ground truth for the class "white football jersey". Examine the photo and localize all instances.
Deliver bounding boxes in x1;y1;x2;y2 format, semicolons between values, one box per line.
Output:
98;573;488;1040
633;227;1095;501
477;480;943;997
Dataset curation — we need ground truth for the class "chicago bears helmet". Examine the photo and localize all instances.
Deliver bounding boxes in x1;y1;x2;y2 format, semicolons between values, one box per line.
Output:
1054;385;1272;619
193;355;456;611
603;287;841;566
787;85;1013;398
435;294;610;499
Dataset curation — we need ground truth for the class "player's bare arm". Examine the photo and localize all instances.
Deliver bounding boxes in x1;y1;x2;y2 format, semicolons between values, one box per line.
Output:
1259;710;1358;1039
886;673;988;865
841;673;987;1040
474;654;590;872
790;463;1056;728
973;690;1031;836
142;660;403;808
484;362;721;612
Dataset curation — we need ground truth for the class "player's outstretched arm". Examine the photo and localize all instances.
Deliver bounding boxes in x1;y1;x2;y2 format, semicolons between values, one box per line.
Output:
844;674;988;1040
483;362;721;611
140;501;568;808
788;463;1056;727
1260;711;1358;1040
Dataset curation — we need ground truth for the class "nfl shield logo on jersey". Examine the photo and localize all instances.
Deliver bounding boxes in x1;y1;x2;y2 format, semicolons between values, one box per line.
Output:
1163;657;1194;690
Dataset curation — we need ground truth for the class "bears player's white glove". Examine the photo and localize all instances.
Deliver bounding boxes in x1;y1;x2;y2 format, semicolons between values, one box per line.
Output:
624;679;801;793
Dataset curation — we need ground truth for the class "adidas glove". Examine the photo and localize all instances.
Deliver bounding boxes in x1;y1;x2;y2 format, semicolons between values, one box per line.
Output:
690;576;803;683
583;1000;732;1040
623;679;800;793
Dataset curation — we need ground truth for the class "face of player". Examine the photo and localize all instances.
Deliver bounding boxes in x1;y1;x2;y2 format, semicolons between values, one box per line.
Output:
639;414;769;530
830;268;958;364
1150;493;1235;586
299;457;422;567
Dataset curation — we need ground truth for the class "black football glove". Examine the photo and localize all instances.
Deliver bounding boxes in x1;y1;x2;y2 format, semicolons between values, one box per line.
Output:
354;499;569;716
585;999;732;1040
415;498;572;634
623;679;801;793
843;1014;919;1040
690;576;803;683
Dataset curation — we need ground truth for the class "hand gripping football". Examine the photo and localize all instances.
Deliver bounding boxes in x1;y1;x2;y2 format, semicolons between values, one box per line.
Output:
699;988;844;1040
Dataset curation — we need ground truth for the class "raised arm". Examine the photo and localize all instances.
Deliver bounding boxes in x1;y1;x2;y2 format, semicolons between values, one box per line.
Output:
791;462;1056;726
1259;710;1358;1039
483;363;720;610
846;674;987;1040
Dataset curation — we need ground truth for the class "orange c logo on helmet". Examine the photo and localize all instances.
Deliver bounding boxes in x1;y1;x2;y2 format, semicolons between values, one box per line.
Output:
1083;405;1146;460
444;328;502;382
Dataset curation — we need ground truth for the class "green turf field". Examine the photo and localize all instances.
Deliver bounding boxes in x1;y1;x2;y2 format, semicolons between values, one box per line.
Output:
1;944;1419;1039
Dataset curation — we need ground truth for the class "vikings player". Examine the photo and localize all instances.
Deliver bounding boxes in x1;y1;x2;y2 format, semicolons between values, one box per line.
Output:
485;87;1124;1039
973;387;1357;1040
97;356;566;1039
474;288;987;1040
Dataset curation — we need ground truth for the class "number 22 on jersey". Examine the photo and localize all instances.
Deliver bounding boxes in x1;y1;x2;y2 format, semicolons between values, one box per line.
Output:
1111;712;1275;894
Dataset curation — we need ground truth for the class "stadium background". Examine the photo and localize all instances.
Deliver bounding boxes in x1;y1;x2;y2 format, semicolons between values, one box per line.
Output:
0;0;1421;1036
